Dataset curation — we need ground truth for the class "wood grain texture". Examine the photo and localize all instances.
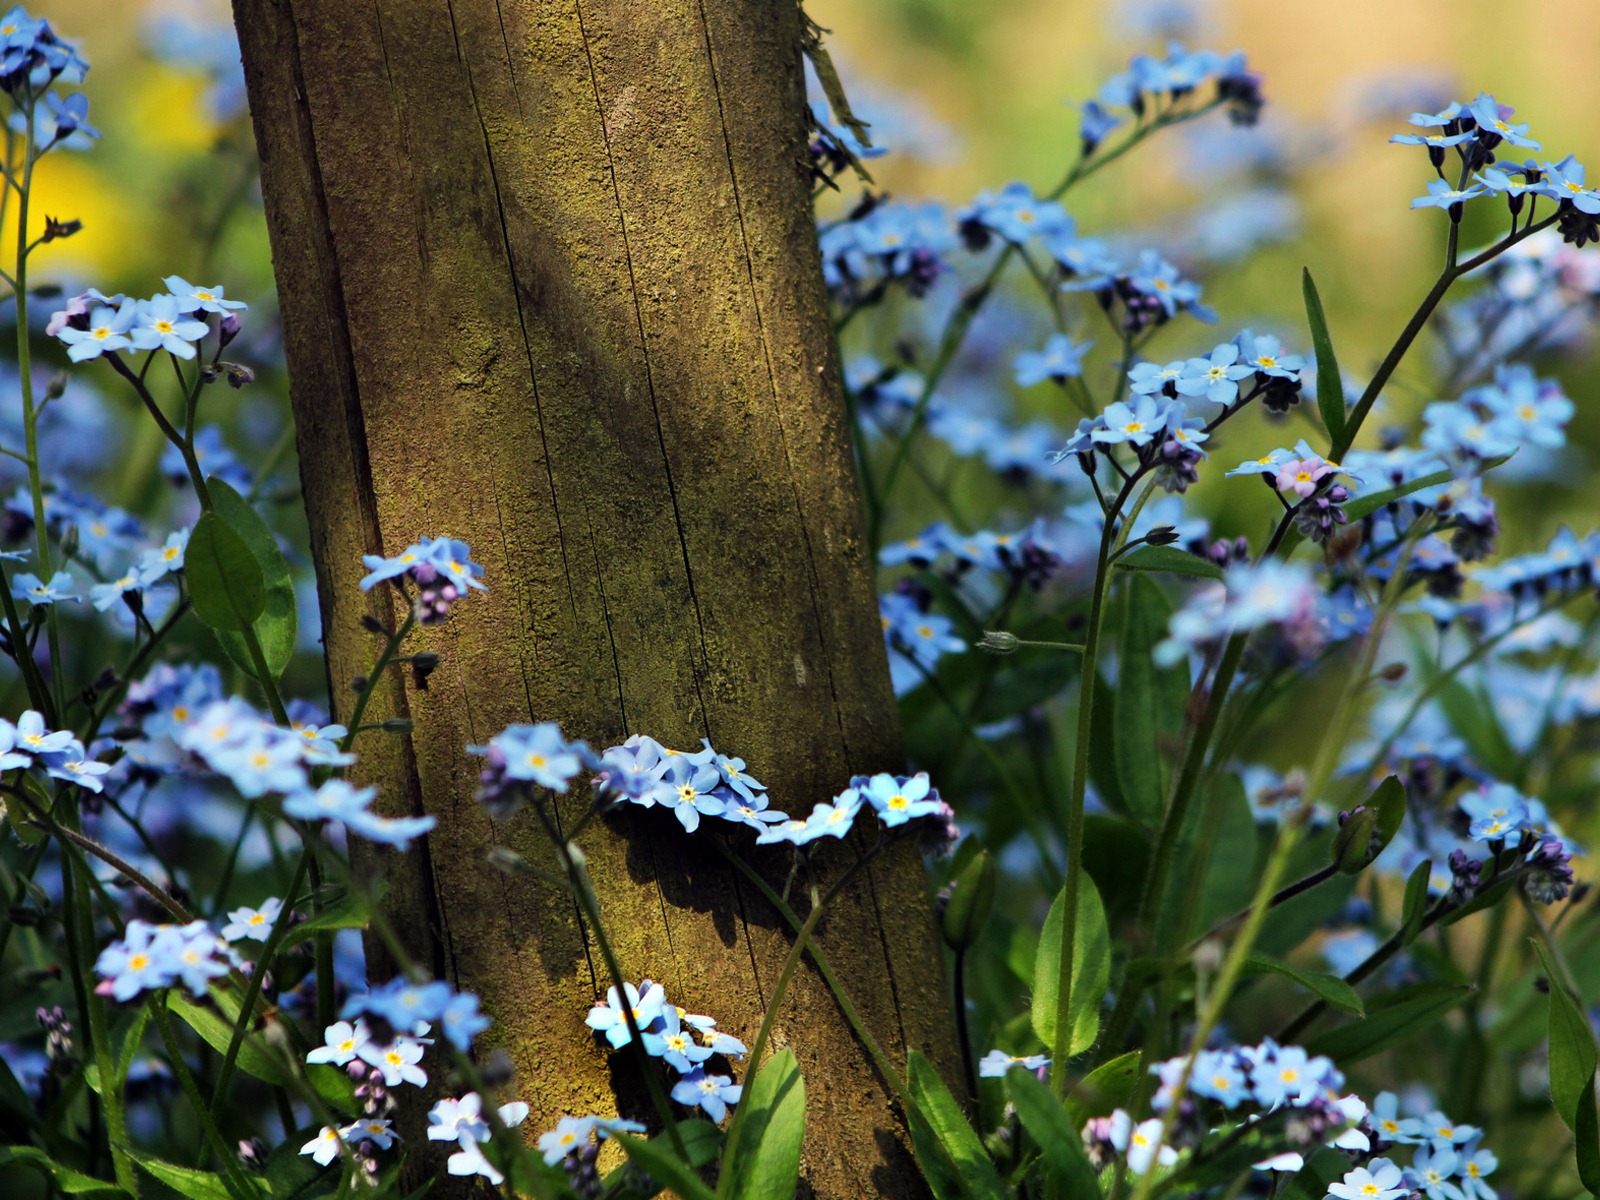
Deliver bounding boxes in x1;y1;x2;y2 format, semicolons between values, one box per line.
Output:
230;1;958;1193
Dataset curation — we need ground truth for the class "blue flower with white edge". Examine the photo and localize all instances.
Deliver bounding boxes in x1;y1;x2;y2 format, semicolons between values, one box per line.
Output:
718;791;789;833
221;897;283;943
283;778;379;823
1417;1111;1480;1146
94;919;181;1001
700;738;765;801
1534;155;1600;214
586;980;666;1049
12;569;79;604
1473;363;1572;447
1236;332;1304;379
307;1019;374;1067
1014;334;1092;387
482;722;586;792
56;302;136;361
670;1069;742;1122
15;709;74;757
1188;1049;1249;1108
1408;1143;1465;1200
1476;165;1537;198
89;570;140;613
1391;126;1470;150
1127;249;1208;320
439;991;491;1052
1093;395;1162;447
957;181;1071;245
679;1009;748;1058
130;294;209;359
346;976;453;1033
653;757;726;833
642;1006;715;1074
858;771;942;827
342;805;436;849
1465;92;1540;150
753;816;822;847
1175;342;1252;405
1329;1161;1407;1200
977;1049;1050;1078
357;1036;427;1088
1421;403;1519;462
1128;359;1187;396
134;528;190;585
537;1116;601;1165
162;274;247;315
1412;178;1488;211
1458;1147;1497;1200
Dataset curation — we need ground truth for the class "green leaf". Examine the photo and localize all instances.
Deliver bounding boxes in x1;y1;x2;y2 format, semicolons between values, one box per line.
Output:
1007;1068;1102;1197
1244;954;1363;1016
1577;1070;1600;1197
185;511;266;632
1305;982;1472;1063
1112;575;1185;826
1531;938;1598;1134
725;1050;806;1200
1398;860;1433;947
1334;776;1405;873
906;1051;1005;1200
278;888;374;952
1302;269;1345;447
1032;874;1110;1058
127;1152;244;1200
166;992;291;1089
613;1133;718;1200
0;1147;125;1196
208;478;297;681
1115;544;1223;581
1065;1050;1141;1127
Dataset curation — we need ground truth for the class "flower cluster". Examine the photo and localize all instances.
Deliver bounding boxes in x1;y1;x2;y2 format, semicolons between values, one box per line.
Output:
0;5;87;105
93;918;235;1001
358;535;486;624
0;708;109;792
1155;559;1323;666
881;520;1060;589
1078;43;1264;156
49;277;245;364
165;696;434;849
1421;363;1573;466
820;197;954;303
1328;1093;1500;1200
586;979;746;1121
420;1095;538;1186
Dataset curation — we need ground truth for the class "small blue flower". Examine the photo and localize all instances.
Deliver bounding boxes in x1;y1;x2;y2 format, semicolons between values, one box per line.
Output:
586;981;666;1049
162;275;247;315
1014;334;1092;387
670;1069;742;1122
1175;342;1252;405
56;301;137;361
130;294;209;359
642;1006;714;1074
800;792;862;841
89;570;140;613
1458;1147;1497;1200
977;1049;1049;1078
1412;178;1488;212
653;758;726;833
1535;155;1600;214
12;570;79;605
1093;395;1162;447
482;722;586;792
1128;359;1187;396
1235;332;1304;379
1408;1143;1465;1200
858;772;942;827
1465;93;1540;150
440;990;491;1052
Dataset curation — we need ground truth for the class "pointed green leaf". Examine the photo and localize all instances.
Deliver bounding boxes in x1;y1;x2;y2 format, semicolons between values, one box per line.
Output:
1113;575;1186;826
1244;954;1363;1016
1531;938;1597;1134
0;1147;125;1196
1007;1067;1102;1197
208;478;297;681
185;511;266;632
1398;860;1433;947
725;1050;805;1200
1576;1070;1600;1197
127;1152;244;1200
1032;874;1110;1058
1302;268;1345;446
906;1050;1005;1200
1115;544;1223;581
1065;1050;1141;1127
1305;981;1472;1063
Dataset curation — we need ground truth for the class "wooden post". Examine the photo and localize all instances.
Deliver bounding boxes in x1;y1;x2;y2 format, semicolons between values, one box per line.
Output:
231;1;958;1193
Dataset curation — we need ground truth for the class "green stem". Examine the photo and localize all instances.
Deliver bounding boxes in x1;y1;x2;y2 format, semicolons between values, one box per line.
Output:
211;846;313;1110
716;845;882;1196
153;996;258;1200
338;612;417;754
